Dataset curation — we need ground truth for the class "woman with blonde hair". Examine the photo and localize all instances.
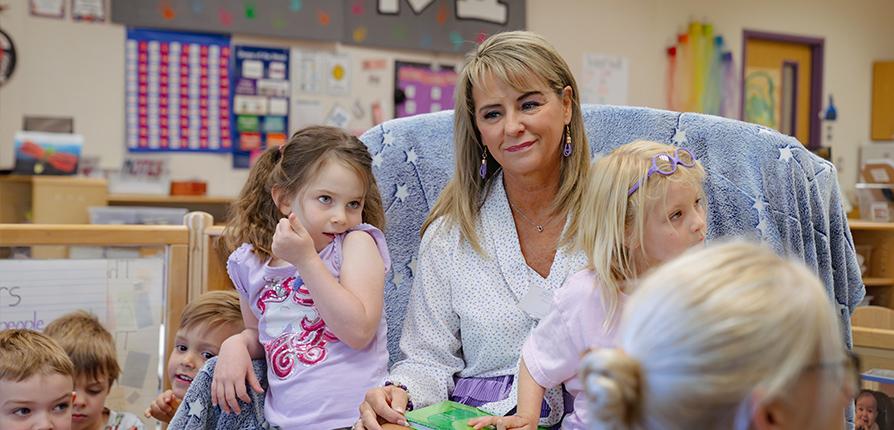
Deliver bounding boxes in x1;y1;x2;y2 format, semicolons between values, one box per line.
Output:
581;241;857;430
357;30;591;429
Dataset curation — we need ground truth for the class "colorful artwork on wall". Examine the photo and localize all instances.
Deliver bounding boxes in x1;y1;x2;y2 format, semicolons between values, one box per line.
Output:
665;21;739;118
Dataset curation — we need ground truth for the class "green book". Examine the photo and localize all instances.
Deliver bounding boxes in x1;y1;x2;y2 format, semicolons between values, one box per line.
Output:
405;401;492;430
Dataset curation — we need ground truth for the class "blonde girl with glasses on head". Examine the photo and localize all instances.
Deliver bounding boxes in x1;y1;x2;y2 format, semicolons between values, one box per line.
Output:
470;140;707;430
581;241;858;430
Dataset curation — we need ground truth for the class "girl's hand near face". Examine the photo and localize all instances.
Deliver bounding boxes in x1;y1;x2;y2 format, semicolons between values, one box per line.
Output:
272;213;318;267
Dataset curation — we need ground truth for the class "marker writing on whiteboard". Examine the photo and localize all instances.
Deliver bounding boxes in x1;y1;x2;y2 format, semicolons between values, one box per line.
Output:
0;286;22;307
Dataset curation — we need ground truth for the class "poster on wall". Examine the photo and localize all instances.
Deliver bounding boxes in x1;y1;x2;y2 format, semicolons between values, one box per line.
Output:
393;61;457;118
30;0;65;18
290;49;352;97
71;0;106;22
743;67;782;131
125;29;232;153
581;53;629;105
232;45;290;169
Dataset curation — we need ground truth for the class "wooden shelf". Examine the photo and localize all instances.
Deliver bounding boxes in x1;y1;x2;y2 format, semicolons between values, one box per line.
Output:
108;194;234;205
865;277;894;287
0;224;188;246
849;219;894;231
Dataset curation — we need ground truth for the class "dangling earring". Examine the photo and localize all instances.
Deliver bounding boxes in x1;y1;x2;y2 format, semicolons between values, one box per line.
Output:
563;124;573;157
479;146;488;179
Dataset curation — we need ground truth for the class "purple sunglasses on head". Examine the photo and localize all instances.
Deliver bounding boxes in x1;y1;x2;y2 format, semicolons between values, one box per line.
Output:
627;148;697;197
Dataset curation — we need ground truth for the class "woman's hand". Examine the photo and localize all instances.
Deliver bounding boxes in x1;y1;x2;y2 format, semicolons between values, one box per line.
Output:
210;335;264;414
356;386;411;429
468;415;535;430
144;389;180;423
271;213;317;267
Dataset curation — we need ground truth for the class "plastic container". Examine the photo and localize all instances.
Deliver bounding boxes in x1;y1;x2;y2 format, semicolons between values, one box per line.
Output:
856;183;894;222
89;206;187;225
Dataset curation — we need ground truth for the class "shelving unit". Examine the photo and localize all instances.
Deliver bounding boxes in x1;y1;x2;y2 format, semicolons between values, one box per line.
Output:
850;219;894;309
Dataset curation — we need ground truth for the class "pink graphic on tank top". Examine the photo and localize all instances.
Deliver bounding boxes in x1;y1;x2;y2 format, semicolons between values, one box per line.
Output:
256;276;339;379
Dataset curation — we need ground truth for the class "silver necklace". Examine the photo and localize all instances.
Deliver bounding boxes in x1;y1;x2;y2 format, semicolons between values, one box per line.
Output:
508;201;556;233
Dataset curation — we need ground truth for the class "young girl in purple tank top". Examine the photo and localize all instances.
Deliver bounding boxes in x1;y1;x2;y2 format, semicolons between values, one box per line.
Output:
213;126;391;430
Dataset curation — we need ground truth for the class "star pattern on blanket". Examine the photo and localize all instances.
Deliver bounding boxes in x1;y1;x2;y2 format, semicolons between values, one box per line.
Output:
757;126;776;135
755;217;770;237
383;131;395;147
778;147;794;162
408;256;417;278
753;198;767;212
392;270;404;287
395;184;409;202
672;128;688;145
373;152;384;168
405;148;418;165
187;399;205;418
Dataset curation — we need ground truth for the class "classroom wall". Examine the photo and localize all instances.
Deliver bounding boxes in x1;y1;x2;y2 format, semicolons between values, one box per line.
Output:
2;0;893;198
529;0;894;197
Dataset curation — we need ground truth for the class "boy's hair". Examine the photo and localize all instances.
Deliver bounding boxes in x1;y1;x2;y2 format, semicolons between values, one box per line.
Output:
582;241;846;430
422;30;590;254
44;311;120;386
577;140;705;326
0;329;75;383
180;290;244;332
225;126;385;260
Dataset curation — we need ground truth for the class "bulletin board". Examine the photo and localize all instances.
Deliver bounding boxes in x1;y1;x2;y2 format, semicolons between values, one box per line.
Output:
111;0;343;42
0;258;165;426
394;61;457;118
110;0;526;54
125;29;232;153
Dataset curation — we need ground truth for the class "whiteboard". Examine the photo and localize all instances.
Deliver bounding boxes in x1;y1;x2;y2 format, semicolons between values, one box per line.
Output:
0;258;166;427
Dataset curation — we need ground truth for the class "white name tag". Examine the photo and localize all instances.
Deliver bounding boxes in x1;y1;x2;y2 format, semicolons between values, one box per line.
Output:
518;285;554;320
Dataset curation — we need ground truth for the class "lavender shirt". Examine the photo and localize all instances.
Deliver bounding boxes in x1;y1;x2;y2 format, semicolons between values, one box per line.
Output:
227;224;391;430
521;269;625;430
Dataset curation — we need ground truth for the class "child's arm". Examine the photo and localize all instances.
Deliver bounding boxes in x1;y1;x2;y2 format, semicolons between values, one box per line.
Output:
273;214;386;349
211;300;265;414
468;358;544;430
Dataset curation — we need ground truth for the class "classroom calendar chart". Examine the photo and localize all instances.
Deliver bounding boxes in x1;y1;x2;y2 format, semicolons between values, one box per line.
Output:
126;29;232;153
394;61;457;118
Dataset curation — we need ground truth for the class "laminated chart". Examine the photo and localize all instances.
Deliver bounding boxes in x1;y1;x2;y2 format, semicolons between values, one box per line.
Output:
126;29;232;152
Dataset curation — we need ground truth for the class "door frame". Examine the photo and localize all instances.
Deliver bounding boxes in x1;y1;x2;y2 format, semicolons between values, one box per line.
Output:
741;29;824;149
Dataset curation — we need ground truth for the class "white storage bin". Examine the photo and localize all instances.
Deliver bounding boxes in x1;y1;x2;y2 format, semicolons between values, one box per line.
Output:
856;183;894;222
89;206;187;225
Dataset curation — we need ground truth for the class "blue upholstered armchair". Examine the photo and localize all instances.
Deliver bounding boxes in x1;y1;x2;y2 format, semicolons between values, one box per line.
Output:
169;105;864;429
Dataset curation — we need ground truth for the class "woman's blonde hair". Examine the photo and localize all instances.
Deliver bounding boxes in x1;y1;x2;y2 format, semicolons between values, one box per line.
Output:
577;140;705;326
421;30;590;253
581;241;847;430
225;126;385;260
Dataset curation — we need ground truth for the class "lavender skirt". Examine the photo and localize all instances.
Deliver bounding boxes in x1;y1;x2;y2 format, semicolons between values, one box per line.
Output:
448;375;573;428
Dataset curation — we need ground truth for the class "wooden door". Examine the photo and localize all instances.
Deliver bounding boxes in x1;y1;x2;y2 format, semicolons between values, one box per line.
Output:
743;31;824;149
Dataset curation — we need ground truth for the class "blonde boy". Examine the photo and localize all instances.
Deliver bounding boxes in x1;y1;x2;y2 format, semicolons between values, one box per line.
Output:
146;290;244;423
45;311;143;430
0;329;76;430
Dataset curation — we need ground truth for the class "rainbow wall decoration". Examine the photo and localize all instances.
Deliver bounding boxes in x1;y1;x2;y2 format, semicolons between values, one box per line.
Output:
666;21;739;118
